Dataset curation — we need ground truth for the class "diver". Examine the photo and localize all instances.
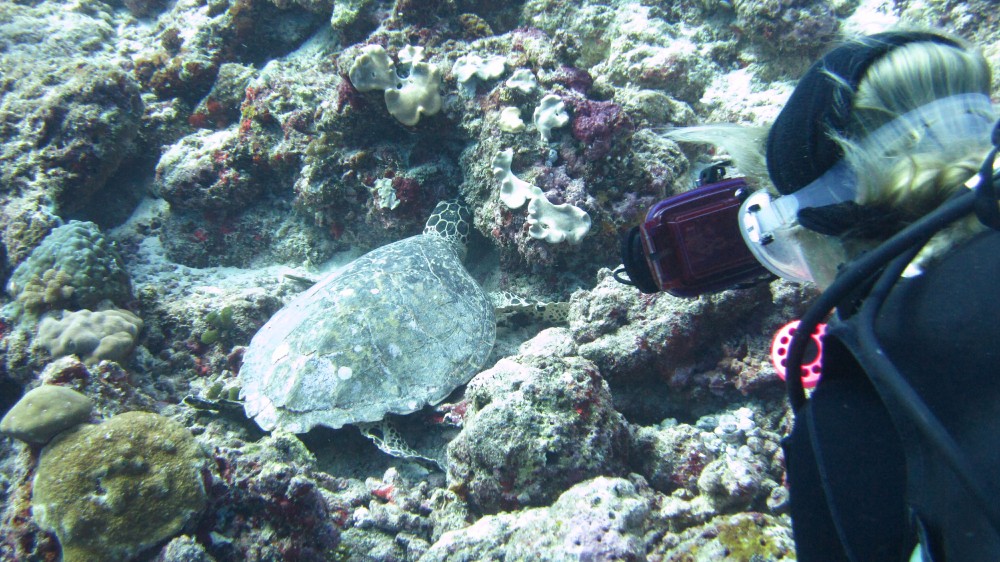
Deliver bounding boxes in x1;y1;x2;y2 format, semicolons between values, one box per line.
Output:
617;30;1000;561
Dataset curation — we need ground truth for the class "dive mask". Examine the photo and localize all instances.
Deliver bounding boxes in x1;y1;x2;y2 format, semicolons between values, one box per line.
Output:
740;93;996;284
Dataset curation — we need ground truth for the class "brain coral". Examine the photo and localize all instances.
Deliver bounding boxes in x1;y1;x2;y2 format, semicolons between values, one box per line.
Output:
36;308;143;364
6;221;132;313
31;411;206;562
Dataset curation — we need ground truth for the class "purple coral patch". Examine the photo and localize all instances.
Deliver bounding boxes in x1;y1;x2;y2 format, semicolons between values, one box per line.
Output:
551;65;593;94
569;98;634;161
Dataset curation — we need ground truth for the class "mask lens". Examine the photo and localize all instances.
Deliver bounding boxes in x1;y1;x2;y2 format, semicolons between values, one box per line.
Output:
739;191;817;283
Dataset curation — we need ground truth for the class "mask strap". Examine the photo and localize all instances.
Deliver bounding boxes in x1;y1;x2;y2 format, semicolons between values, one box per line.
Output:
973;119;1000;230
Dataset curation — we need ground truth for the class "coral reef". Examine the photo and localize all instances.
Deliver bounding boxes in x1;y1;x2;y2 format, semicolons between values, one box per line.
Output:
0;385;93;444
35;308;144;365
733;0;850;60
423;476;655;561
6;221;132;315
0;57;143;252
348;45;444;126
447;349;630;513
200;432;340;559
661;511;796;560
0;0;993;560
32;412;206;562
33;356;159;419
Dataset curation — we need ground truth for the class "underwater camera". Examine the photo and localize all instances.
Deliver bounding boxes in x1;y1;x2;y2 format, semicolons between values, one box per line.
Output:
617;163;774;297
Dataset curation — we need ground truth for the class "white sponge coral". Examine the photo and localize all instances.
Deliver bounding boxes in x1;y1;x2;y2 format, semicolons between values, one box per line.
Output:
526;193;592;244
505;69;537;93
533;94;569;141
494;149;541;208
385;62;442;126
348;45;442;126
347;45;398;91
453;54;506;96
492;149;591;244
498;107;526;133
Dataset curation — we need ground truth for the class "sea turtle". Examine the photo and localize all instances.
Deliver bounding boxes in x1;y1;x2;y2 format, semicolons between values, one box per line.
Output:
239;199;496;434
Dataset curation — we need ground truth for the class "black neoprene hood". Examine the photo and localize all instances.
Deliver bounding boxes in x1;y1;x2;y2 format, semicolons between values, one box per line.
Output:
765;31;962;196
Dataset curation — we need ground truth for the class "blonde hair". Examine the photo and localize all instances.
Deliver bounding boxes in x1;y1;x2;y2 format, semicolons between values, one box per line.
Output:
832;37;995;267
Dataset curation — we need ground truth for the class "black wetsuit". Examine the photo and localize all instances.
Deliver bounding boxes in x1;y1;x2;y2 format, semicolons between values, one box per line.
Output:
784;229;1000;561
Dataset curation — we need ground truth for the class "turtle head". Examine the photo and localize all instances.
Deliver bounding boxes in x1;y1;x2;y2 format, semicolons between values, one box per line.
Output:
424;198;472;259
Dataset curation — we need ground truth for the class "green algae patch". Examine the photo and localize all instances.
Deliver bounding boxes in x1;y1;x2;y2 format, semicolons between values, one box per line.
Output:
666;512;795;561
714;513;794;561
32;411;207;562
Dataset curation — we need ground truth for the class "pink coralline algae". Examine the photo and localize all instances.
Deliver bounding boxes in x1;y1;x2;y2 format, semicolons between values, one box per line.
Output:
569;98;635;162
551;65;594;94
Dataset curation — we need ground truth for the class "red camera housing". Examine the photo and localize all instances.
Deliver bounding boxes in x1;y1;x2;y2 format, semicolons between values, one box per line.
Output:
639;178;771;297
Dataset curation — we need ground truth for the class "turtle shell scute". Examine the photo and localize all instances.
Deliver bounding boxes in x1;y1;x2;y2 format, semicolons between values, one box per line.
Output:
240;234;496;433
